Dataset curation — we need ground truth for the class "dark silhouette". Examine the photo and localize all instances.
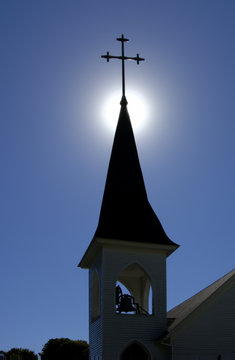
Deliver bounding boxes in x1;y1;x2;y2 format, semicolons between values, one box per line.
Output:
94;36;179;251
3;348;37;360
94;91;178;250
121;342;149;360
40;338;89;360
0;352;6;360
101;34;144;98
116;285;140;314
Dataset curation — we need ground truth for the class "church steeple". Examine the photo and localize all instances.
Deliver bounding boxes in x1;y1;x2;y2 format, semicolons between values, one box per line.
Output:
95;35;177;247
95;95;177;246
79;36;179;360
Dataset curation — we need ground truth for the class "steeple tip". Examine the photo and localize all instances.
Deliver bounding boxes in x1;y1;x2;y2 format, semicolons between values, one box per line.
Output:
120;95;128;106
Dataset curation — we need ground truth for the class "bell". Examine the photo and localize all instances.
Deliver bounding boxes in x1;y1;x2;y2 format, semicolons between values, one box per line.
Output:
119;294;137;313
116;286;140;314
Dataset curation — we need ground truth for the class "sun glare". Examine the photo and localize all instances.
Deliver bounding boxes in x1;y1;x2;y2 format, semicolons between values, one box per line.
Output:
102;90;149;133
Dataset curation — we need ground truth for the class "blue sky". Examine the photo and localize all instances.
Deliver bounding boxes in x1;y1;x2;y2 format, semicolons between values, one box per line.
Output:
0;0;235;355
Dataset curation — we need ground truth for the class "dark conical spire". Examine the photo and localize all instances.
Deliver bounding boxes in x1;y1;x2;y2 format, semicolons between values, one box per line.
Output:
95;96;177;246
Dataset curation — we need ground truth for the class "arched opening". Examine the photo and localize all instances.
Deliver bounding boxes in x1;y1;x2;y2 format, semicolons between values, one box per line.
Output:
115;263;153;315
91;270;100;322
121;342;150;360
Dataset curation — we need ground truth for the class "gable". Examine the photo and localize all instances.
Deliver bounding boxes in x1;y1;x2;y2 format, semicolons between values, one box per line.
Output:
167;270;235;357
167;269;235;332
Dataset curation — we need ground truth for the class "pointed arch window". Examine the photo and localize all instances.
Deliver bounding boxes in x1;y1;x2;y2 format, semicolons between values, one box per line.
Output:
115;263;152;315
91;270;100;322
121;342;150;360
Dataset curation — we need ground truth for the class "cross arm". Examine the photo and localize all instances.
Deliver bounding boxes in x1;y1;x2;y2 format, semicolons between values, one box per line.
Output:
101;35;145;98
101;52;145;64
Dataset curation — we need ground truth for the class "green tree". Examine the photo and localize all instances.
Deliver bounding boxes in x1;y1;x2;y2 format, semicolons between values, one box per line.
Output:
5;348;37;360
40;338;89;360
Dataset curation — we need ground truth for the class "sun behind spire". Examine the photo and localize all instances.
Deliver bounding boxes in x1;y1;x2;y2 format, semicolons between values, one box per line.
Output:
96;35;178;248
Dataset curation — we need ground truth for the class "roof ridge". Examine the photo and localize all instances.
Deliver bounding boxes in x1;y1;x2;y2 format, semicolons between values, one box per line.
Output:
167;268;235;332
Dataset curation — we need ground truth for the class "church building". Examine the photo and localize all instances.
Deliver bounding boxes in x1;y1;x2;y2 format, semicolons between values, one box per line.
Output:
79;35;235;360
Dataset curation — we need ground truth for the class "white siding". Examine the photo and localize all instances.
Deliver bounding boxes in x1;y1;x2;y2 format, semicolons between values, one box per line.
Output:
89;253;103;360
171;280;235;360
101;245;169;360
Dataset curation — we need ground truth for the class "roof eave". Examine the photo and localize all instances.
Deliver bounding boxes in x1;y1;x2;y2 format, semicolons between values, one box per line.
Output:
79;236;179;269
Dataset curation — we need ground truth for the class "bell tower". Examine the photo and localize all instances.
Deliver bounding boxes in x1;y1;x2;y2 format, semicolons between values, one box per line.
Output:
79;35;179;360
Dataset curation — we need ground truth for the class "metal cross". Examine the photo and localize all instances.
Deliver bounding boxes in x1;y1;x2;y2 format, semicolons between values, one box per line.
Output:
101;34;145;100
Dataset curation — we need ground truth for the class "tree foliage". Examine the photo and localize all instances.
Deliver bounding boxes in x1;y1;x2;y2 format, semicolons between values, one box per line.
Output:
3;348;37;360
40;338;89;360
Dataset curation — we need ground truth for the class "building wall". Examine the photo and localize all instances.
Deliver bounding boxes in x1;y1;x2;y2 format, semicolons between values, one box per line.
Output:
171;280;235;360
89;252;103;360
100;244;170;360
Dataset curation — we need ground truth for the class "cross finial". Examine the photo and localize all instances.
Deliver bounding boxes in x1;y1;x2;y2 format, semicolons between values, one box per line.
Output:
101;34;145;104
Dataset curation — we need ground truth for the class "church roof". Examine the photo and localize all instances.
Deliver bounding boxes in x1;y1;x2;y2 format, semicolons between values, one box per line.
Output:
94;96;178;247
167;268;235;333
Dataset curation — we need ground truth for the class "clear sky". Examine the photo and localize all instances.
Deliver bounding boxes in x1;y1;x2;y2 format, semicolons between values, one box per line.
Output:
0;0;235;355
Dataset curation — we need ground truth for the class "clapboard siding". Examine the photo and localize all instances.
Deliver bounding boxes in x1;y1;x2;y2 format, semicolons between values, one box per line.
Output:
100;245;169;360
89;253;103;360
171;279;235;360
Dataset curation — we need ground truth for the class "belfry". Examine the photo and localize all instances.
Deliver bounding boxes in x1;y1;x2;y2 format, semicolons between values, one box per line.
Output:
78;35;235;360
79;34;179;360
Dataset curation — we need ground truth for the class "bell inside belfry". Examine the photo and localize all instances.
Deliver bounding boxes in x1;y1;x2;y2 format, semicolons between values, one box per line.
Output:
116;285;140;314
115;263;152;315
